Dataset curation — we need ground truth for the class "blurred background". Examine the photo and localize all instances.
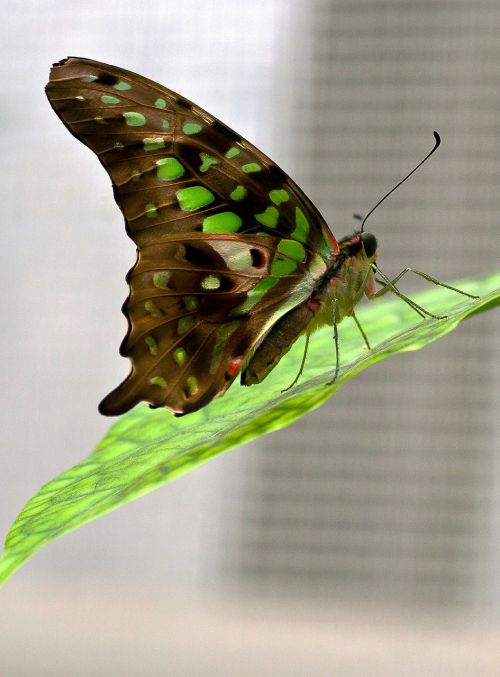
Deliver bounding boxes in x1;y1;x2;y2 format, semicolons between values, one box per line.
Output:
1;1;499;675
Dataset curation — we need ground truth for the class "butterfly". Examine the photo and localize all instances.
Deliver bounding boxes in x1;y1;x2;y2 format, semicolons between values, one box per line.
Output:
45;57;475;416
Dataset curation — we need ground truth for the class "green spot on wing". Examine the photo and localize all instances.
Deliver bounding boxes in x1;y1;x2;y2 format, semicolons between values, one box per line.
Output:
255;206;279;228
236;277;279;313
225;146;240;159
202;212;242;233
183;121;202;135
144;301;163;318
143;137;166;152
292;207;310;244
173;347;187;366
201;275;221;291
81;75;97;82
161;119;170;130
269;189;290;205
153;272;170;289
114;81;131;91
199;152;219;173
145;202;158;218
75;95;86;101
210;321;240;373
320;227;335;258
269;239;305;276
270;256;297;276
123;111;146;127
176;186;215;211
156;157;185;181
242;162;262;173
155;98;167;109
149;375;167;388
229;185;247;201
185;376;199;396
101;95;120;104
277;239;306;262
145;336;159;356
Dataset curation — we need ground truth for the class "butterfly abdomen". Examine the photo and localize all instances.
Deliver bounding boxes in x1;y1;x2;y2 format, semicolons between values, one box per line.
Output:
241;301;317;385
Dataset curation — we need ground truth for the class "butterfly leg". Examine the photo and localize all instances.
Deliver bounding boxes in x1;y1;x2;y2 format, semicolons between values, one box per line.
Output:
352;310;371;350
372;267;450;319
372;266;479;319
326;300;340;386
281;333;311;393
373;266;479;300
374;273;431;318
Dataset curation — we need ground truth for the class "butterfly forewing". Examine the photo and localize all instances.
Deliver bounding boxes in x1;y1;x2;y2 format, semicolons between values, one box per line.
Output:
46;57;337;415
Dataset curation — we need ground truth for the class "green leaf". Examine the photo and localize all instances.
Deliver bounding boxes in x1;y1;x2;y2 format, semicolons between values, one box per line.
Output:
1;271;498;584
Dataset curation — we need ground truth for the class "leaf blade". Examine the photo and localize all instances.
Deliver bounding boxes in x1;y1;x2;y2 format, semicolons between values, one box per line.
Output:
1;271;498;585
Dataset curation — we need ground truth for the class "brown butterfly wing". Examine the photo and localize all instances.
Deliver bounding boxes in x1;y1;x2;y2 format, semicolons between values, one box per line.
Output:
102;233;323;415
46;57;335;415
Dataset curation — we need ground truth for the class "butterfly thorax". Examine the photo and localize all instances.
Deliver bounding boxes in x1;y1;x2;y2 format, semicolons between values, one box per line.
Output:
306;230;378;330
326;230;378;317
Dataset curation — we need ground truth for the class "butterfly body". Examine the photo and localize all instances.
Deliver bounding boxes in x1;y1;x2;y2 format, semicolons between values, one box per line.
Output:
46;57;378;416
242;231;378;385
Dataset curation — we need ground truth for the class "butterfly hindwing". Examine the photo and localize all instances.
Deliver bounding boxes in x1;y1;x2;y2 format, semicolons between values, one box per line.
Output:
46;57;337;414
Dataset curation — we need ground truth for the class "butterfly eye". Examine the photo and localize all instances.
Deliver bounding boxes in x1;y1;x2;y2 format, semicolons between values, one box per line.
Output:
360;232;377;258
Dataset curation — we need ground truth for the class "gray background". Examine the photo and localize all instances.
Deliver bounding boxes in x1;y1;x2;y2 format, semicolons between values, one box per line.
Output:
1;1;499;675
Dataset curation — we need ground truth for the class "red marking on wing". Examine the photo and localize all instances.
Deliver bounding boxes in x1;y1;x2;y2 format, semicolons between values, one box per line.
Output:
324;227;340;255
226;358;242;379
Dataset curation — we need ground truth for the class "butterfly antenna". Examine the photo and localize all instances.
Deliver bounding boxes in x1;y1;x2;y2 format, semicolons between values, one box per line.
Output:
360;131;441;232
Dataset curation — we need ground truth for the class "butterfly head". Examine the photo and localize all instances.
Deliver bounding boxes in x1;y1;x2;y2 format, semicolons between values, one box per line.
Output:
338;230;378;261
